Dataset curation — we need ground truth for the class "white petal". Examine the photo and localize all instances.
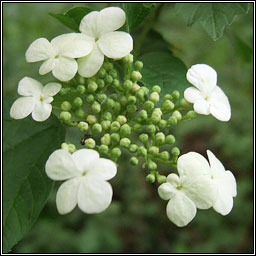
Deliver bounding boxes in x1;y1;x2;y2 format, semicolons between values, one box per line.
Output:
51;33;94;58
166;192;197;227
207;150;226;176
56;178;80;215
213;192;234;216
26;38;55;62
184;87;203;103
158;181;177;201
10;97;35;120
17;77;43;97
193;99;210;115
31;102;52;122
72;149;99;173
186;64;217;96
87;158;117;180
79;11;100;38
45;149;80;181
177;152;211;179
43;82;61;97
98;31;133;59
77;44;104;78
222;171;237;197
39;58;56;75
52;56;78;81
209;86;231;121
78;177;113;214
98;7;126;36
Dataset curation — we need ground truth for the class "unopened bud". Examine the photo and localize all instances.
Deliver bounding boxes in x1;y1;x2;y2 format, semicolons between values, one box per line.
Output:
103;62;113;71
152;85;161;93
149;146;159;156
92;123;102;133
111;121;121;132
92;101;101;114
110;133;120;145
76;85;86;94
148;160;157;171
104;75;113;84
96;93;107;103
149;92;159;103
99;144;109;154
60;111;71;121
73;97;83;108
68;144;76;154
158;119;167;129
133;124;142;132
106;98;115;109
123;80;133;91
103;112;112;121
146;173;155;183
167;116;178;125
97;68;106;78
147;124;156;134
127;104;137;113
135;60;143;70
101;133;111;145
88;81;98;93
157;175;167;184
144;100;154;112
156;132;165;145
113;102;121;113
78;121;88;132
97;79;105;89
120;96;128;106
123;54;134;63
130;156;139;166
116;115;127;125
75;108;85;119
131;71;142;81
171;147;180;156
120;124;131;137
139;133;149;144
109;69;117;78
85;138;96;149
129;144;138;153
86;94;94;104
180;98;191;108
131;83;140;93
112;79;120;88
172;90;180;101
61;101;72;111
139;110;148;120
61;143;69;151
172;110;182;121
135;89;144;101
138;146;147;157
87;115;97;125
161;100;174;113
183;110;197;120
128;95;136;104
111;147;121;161
120;138;131;148
165;135;175;144
159;151;170;161
164;94;173;101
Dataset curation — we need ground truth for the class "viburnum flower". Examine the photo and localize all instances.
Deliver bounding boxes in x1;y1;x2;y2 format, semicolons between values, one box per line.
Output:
206;150;237;215
26;33;93;81
45;149;117;214
10;77;61;122
184;64;231;121
78;7;133;77
158;152;217;227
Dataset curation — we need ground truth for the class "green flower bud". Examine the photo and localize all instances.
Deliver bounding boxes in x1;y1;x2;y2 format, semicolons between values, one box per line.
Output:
165;135;175;144
146;124;156;134
112;79;120;88
183;110;197;120
110;93;118;101
76;85;86;94
123;80;133;90
111;147;121;160
86;94;94;104
97;68;107;78
106;98;115;108
157;175;167;184
164;94;173;101
68;144;76;154
88;81;98;93
171;147;180;156
111;133;120;145
96;93;107;103
99;144;109;154
104;75;113;84
60;111;71;121
151;110;162;124
92;123;102;133
167;116;178;125
156;132;165;145
129;144;138;153
109;69;117;78
61;101;72;111
149;92;159;103
148;146;159;156
120;96;128;106
120;138;131;148
128;95;137;104
158;119;167;129
103;112;112;121
117;115;127;125
78;121;89;132
148;160;157;171
85;138;96;149
75;108;85;119
87;115;97;125
103;62;114;71
161;100;174;113
138;146;147;157
60;88;70;95
61;142;69;151
152;85;161;93
139;110;148;120
159;151;170;161
101;120;111;131
92;101;101;114
131;83;140;93
135;89;144;101
127;104;137;113
113;102;121;113
131;71;142;81
133;124;142;132
135;60;143;71
123;54;133;63
144;100;154;112
172;110;182;121
139;133;149;144
130;156;139;166
77;76;85;84
180;98;191;108
101;133;111;145
73;97;83;108
141;86;149;95
154;108;162;115
172;90;180;101
111;121;121;132
97;79;105;89
146;173;155;183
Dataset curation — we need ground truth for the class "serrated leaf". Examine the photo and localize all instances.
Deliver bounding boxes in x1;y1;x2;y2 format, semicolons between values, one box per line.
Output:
140;51;190;99
175;3;250;40
122;3;156;32
3;101;66;253
49;6;93;32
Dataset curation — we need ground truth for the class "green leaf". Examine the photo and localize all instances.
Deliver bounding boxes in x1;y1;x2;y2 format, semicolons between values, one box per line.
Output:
3;101;66;253
122;3;156;32
175;3;250;40
233;34;253;63
49;6;93;32
140;51;190;98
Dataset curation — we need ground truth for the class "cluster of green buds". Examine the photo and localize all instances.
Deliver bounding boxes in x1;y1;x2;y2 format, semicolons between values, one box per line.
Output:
55;54;196;184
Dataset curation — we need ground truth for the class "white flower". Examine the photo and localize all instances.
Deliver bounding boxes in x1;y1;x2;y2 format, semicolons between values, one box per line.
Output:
158;152;217;227
45;149;117;215
184;64;231;121
10;77;61;122
78;7;133;77
206;150;237;215
26;33;93;81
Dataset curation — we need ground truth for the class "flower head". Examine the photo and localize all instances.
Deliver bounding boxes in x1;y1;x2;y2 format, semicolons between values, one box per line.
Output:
45;149;117;214
10;77;61;122
78;7;133;77
26;33;93;81
184;64;231;121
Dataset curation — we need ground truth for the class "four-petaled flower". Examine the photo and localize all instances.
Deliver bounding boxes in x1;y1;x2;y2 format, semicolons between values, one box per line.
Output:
45;149;117;215
26;33;93;81
78;7;133;77
10;77;61;122
184;64;231;121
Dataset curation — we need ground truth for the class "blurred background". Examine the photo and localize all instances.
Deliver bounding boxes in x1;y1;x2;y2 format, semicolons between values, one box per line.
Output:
3;3;254;254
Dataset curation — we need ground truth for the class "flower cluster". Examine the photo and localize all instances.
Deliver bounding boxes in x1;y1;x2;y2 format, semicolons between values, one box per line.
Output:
9;6;236;227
